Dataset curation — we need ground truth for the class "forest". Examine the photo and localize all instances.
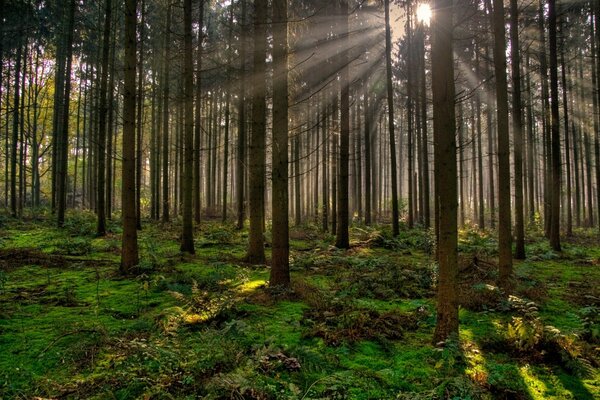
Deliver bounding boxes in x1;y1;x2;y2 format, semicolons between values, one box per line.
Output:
0;0;600;398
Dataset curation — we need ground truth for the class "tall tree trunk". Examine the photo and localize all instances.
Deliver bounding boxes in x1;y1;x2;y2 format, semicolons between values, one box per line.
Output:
538;0;552;237
271;0;290;286
385;0;400;236
11;34;22;217
364;84;371;226
492;0;514;290
161;6;171;223
407;10;415;229
247;0;267;264
432;0;458;343
222;5;234;223
526;52;536;223
97;0;112;236
561;42;572;235
510;0;525;258
548;0;561;251
121;0;139;272
181;0;195;254
595;4;600;232
57;0;76;227
136;0;145;230
194;1;205;224
335;0;350;249
235;0;245;229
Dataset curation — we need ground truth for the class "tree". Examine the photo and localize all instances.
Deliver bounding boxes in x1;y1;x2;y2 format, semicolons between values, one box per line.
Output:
270;0;290;287
548;0;561;251
335;0;350;250
491;0;513;290
161;5;172;223
247;0;267;264
432;0;458;343
121;0;139;272
97;0;112;237
56;0;76;227
180;0;195;254
384;0;400;237
510;0;525;259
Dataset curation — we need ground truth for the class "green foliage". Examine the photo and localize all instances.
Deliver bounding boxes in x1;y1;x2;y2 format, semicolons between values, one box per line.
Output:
367;226;434;254
1;212;599;399
458;227;498;256
580;306;600;343
54;237;93;256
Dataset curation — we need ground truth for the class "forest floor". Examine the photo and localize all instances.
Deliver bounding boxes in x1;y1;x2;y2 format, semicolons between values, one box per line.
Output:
0;211;599;399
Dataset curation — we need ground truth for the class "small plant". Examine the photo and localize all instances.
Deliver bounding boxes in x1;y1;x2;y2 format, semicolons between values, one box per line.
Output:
59;279;78;306
507;316;543;351
54;237;92;256
0;270;7;294
580;306;600;343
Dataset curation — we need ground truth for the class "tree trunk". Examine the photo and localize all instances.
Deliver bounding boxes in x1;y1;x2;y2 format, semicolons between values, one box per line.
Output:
432;0;458;343
235;0;245;229
181;0;195;254
492;0;514;290
271;0;290;286
335;0;350;249
161;5;171;223
57;0;76;227
548;0;561;251
247;0;267;264
136;0;145;230
97;0;112;236
510;0;525;259
385;0;400;236
121;0;140;272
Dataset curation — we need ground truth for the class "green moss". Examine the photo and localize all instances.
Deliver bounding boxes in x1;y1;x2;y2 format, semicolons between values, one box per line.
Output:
1;213;599;399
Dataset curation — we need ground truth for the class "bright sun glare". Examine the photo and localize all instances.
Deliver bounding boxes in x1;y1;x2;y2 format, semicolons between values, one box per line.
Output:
416;3;432;26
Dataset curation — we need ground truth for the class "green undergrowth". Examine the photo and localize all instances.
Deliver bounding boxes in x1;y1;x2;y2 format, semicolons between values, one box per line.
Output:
0;212;598;399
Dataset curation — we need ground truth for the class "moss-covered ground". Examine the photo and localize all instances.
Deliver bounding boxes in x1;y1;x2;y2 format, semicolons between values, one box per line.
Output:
0;211;599;399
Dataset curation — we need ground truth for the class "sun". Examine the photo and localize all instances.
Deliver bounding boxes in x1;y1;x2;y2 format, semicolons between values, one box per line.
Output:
416;3;432;26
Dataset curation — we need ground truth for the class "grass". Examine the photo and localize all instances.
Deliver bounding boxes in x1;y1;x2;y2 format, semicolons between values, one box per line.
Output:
0;212;599;399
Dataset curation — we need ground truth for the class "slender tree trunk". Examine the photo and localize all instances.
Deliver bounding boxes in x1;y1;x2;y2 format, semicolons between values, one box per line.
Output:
385;0;400;236
561;43;572;235
271;0;290;286
335;0;350;249
548;0;561;251
57;0;76;227
247;0;267;264
97;0;112;236
235;0;245;229
181;0;195;254
510;0;525;258
595;4;600;232
11;35;22;217
221;5;234;223
121;0;139;272
432;0;458;343
364;85;371;226
161;6;171;223
492;0;514;289
526;52;535;224
135;0;145;230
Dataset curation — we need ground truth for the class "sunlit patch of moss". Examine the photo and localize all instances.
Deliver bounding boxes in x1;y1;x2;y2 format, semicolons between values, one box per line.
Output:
237;279;266;294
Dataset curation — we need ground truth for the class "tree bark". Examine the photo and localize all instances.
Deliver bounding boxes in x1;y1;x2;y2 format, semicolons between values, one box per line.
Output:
432;0;458;343
247;0;267;264
510;0;525;258
180;0;196;254
548;0;561;251
97;0;112;236
121;0;140;272
385;0;400;236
